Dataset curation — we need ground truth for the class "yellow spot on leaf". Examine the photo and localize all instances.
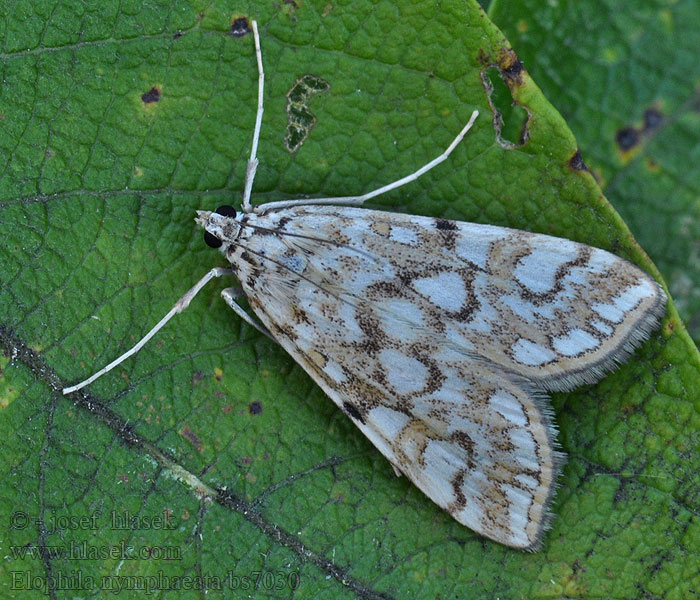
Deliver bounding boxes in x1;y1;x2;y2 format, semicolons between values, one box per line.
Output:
659;9;673;33
601;46;619;64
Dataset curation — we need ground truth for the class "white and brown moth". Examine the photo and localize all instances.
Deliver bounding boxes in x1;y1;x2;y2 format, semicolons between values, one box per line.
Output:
64;21;667;550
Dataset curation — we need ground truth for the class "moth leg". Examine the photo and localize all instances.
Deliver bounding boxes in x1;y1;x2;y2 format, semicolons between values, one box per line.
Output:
63;267;235;394
253;109;479;214
221;284;243;297
241;19;264;214
221;287;274;340
391;464;403;478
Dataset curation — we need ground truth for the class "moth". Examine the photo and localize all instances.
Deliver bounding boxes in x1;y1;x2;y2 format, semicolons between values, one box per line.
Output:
64;20;667;550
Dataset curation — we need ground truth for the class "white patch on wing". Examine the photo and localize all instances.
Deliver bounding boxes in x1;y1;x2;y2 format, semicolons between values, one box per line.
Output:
490;390;528;426
552;328;600;356
421;440;461;504
592;280;651;323
375;298;424;339
468;273;498;333
591;301;624;323
504;484;531;545
512;338;556;366
379;348;428;394
453;224;502;269
501;294;538;323
367;406;411;441
514;246;575;294
444;325;477;353
500;294;530;322
350;265;397;292
591;319;613;335
590;247;617;268
412;271;467;313
389;225;418;246
455;469;488;521
509;428;539;472
515;473;539;490
566;266;589;286
337;302;363;337
532;302;557;319
323;359;346;383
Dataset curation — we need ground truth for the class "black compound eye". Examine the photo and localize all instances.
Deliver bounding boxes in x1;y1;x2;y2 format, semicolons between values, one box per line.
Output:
204;231;223;248
215;205;237;218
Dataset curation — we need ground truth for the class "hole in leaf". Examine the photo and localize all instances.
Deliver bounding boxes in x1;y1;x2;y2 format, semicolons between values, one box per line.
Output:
285;74;331;153
481;66;529;148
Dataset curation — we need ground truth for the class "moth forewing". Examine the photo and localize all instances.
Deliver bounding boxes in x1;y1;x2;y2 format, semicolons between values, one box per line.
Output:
196;204;665;549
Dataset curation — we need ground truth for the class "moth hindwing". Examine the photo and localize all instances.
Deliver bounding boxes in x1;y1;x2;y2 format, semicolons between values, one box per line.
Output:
64;19;666;551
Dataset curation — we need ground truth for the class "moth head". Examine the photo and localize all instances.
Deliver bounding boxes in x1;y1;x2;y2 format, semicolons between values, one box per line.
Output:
195;205;242;250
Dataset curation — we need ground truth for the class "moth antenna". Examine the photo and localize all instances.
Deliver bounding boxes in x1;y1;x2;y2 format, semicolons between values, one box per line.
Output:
241;19;264;214
350;109;480;204
62;267;234;394
254;109;480;213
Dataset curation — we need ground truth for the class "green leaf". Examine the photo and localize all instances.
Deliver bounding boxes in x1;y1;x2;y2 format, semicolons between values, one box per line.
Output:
1;1;698;599
489;0;700;346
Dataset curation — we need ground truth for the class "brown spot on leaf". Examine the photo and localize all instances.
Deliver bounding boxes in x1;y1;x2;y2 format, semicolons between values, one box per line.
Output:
645;157;660;172
248;401;262;415
615;127;639;151
643;108;663;133
617;106;664;155
230;17;251;38
568;149;589;172
141;87;161;104
181;426;203;451
477;49;491;66
501;57;524;86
